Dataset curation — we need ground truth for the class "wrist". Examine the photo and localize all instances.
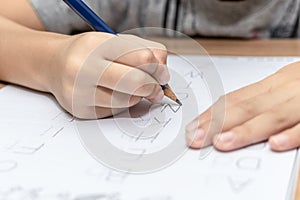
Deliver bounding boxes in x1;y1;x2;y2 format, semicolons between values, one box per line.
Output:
35;31;71;93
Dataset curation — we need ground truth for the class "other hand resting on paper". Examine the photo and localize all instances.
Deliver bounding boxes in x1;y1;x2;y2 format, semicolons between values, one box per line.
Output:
186;61;300;152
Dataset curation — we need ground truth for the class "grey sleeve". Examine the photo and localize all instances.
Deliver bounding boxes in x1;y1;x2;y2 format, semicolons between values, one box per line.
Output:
297;16;300;38
28;0;163;35
28;0;91;34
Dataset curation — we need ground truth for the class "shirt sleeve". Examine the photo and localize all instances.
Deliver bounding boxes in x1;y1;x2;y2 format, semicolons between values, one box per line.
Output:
28;0;91;34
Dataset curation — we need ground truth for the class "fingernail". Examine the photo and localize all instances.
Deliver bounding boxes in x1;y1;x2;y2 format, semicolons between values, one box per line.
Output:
186;120;199;132
270;134;289;147
187;129;205;142
215;131;235;143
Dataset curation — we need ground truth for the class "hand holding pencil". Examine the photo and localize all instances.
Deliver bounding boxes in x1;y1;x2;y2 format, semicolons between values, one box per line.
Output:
49;32;173;119
63;0;182;106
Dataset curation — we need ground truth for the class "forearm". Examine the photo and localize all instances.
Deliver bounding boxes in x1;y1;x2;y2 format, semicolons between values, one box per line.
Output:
0;16;68;92
0;0;45;30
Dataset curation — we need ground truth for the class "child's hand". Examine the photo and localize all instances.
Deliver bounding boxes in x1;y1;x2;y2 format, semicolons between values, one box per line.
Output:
186;61;300;152
47;32;169;119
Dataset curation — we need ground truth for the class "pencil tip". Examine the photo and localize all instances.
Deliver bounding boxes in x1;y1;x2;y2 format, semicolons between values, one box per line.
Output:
176;99;183;106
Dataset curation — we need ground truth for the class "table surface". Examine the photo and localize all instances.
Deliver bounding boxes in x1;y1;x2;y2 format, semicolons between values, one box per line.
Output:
1;38;300;199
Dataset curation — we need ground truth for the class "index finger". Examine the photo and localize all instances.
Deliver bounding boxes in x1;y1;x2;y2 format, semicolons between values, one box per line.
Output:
110;35;170;85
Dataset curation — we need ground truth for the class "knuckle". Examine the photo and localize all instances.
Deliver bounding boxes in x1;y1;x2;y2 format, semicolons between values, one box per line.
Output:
237;101;256;116
269;108;287;125
138;49;155;64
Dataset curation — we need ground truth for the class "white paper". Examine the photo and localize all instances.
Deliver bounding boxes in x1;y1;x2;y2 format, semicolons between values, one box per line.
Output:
0;55;299;200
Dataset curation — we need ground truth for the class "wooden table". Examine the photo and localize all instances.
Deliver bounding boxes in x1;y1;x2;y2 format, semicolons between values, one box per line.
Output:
1;38;300;199
155;38;300;56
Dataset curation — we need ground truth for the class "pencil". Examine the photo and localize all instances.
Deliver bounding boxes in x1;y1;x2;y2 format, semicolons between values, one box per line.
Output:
63;0;182;106
161;84;182;106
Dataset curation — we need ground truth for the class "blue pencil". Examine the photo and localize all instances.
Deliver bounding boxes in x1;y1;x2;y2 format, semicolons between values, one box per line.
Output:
63;0;116;34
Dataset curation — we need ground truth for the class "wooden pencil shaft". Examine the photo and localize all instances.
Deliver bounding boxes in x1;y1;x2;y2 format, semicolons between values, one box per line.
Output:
163;87;177;102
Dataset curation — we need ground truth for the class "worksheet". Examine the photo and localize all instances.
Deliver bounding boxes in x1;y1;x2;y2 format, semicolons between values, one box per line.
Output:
0;56;299;200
